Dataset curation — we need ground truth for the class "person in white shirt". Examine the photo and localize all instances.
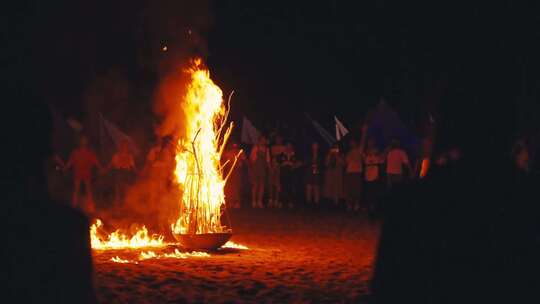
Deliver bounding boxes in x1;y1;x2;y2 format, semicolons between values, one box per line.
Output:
386;139;412;189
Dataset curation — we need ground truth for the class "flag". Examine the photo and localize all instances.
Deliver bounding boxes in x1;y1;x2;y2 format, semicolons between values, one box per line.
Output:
241;116;260;145
66;117;83;132
99;113;139;156
304;113;335;146
334;116;349;141
429;112;435;124
367;99;419;156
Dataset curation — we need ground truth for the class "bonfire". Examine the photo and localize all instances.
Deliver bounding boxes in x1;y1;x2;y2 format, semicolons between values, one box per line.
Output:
171;58;240;249
90;58;244;254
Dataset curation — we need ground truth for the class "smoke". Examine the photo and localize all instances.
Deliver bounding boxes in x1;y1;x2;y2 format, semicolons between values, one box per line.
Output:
109;0;214;235
43;1;215;235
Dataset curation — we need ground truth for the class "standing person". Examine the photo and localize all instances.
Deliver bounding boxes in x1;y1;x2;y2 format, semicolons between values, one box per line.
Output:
344;125;367;211
64;135;102;212
386;139;412;190
249;136;270;208
344;139;363;211
223;142;245;208
107;140;135;207
268;156;281;208
305;141;323;206
363;138;384;215
269;135;286;208
323;143;344;206
280;141;296;209
344;125;368;211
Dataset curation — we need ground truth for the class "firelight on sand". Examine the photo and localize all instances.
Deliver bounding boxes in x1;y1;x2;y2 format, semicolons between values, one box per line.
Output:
90;58;245;257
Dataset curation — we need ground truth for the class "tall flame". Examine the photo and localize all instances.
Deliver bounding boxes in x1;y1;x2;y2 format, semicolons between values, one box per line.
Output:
172;58;234;235
90;58;244;256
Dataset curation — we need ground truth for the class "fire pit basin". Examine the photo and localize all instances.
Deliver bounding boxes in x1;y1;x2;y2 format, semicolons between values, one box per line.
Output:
173;233;232;250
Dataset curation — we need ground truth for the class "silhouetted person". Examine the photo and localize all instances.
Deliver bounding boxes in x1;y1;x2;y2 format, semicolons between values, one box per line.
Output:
305;141;322;205
280;141;297;209
269;135;286;208
363;138;384;216
344;124;368;211
324;143;345;206
249;136;270;208
6;98;96;303
371;100;539;303
385;138;412;190
64;135;103;212
107;139;136;206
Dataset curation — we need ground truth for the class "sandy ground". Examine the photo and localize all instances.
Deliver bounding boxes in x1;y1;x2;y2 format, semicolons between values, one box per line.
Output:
93;209;379;303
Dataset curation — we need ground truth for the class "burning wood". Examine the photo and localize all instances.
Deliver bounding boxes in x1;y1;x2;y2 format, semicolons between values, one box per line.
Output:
171;58;235;237
90;58;243;254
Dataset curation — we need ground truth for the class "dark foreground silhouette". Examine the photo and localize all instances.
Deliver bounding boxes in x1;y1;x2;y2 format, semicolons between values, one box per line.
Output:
6;99;96;303
372;107;540;303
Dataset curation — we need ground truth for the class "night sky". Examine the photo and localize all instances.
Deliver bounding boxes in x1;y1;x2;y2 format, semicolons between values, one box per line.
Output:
5;1;540;141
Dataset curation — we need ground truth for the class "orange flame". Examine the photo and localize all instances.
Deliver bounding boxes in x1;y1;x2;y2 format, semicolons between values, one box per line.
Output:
110;256;138;264
172;58;235;235
90;58;244;254
139;249;210;260
222;241;249;250
90;219;165;250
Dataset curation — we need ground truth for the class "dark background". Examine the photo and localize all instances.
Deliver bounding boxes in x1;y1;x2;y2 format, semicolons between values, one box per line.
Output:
5;1;540;146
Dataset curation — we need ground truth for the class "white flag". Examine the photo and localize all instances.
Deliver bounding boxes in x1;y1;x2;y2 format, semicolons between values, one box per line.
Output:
334;116;349;141
429;112;435;124
99;113;139;156
305;113;335;146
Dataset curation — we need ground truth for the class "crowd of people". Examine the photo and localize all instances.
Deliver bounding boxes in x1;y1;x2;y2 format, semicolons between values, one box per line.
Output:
224;123;417;216
50;136;137;213
51;122;418;217
49;115;537;224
